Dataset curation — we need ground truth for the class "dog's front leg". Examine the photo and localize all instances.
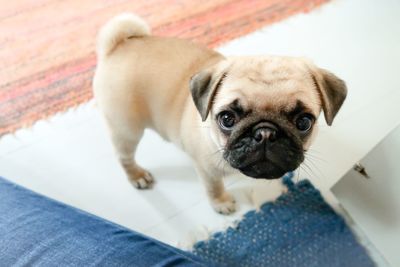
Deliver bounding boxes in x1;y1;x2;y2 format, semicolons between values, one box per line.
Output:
195;166;236;215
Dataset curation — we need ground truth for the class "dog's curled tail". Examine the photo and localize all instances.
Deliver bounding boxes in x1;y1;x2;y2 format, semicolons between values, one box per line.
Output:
97;13;151;58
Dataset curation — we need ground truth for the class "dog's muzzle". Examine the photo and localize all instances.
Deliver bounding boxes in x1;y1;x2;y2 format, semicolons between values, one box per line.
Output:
224;121;303;179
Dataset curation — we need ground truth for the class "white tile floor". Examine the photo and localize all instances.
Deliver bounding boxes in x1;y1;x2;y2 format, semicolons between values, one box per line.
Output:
1;0;399;263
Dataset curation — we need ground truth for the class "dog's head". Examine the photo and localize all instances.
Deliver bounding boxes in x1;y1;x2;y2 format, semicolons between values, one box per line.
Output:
190;56;347;179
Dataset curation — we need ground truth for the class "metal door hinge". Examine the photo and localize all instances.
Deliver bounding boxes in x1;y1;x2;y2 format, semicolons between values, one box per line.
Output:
353;163;370;179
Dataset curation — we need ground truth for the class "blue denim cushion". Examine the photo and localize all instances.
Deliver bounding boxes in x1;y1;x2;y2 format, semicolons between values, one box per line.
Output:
0;177;206;267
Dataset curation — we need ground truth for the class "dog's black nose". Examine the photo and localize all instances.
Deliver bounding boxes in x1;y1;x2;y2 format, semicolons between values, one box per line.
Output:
253;122;278;143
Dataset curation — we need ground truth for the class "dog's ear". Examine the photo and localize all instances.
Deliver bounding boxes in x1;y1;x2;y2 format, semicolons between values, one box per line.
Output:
310;68;347;125
190;66;227;121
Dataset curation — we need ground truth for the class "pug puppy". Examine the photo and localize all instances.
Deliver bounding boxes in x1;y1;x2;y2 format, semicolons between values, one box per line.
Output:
93;14;347;214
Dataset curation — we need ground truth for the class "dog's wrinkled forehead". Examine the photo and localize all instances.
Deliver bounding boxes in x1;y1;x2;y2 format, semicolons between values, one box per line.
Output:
213;57;321;115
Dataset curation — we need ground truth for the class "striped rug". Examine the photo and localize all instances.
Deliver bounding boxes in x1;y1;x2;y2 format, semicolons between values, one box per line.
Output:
0;0;328;136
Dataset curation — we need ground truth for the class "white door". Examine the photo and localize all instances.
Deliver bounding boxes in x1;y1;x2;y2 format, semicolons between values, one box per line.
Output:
332;124;400;267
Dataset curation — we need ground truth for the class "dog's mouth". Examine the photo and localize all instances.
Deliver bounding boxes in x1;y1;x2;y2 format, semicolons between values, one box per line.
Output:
223;143;304;179
236;160;294;179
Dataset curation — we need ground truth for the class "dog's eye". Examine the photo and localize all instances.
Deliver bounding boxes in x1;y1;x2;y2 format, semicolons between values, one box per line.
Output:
295;114;314;132
218;111;236;130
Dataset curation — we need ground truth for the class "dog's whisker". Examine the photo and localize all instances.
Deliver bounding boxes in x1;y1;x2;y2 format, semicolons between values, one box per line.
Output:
304;151;327;164
304;157;326;180
300;162;315;179
304;154;325;166
298;166;311;180
304;157;322;173
306;148;324;155
302;164;316;180
304;160;322;181
299;166;307;178
302;161;315;176
296;169;300;183
203;148;225;160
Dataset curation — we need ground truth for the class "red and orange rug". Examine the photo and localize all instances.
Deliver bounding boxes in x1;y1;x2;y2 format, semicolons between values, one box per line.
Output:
0;0;328;136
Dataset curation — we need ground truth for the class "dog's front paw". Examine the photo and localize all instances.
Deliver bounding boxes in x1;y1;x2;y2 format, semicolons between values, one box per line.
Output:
128;169;154;189
211;192;236;215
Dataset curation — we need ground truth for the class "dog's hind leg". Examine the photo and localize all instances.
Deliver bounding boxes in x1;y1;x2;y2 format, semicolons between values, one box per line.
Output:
110;127;154;189
100;106;154;189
